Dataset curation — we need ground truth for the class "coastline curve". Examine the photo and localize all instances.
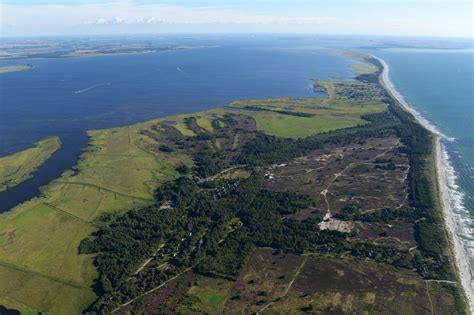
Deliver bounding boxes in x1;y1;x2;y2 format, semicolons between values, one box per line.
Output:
375;55;473;312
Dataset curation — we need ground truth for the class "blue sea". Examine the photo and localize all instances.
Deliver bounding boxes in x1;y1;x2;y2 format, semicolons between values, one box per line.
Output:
0;35;472;276
0;35;359;210
374;48;474;283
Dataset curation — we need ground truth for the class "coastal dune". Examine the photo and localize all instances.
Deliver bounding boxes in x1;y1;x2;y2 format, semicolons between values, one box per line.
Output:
376;56;474;312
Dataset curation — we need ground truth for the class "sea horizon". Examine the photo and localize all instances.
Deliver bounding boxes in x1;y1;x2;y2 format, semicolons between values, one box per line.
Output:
0;34;472;312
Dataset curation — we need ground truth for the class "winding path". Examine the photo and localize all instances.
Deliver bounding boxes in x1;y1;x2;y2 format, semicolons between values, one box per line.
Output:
256;257;308;314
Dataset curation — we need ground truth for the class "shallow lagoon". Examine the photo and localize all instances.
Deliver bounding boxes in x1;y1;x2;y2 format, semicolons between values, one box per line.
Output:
0;35;358;211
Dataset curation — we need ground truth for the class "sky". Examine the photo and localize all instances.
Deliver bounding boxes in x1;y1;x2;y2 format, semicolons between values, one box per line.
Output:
0;0;472;38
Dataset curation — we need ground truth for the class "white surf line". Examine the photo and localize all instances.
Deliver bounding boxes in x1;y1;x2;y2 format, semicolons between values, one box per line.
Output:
375;55;473;312
375;56;454;141
437;140;474;312
74;82;111;94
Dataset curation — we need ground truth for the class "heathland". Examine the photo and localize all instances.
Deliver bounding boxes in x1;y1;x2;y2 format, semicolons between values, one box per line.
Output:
0;54;468;314
0;136;60;192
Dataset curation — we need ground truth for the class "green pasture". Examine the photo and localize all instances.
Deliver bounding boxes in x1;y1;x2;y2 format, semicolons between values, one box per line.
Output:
0;136;61;192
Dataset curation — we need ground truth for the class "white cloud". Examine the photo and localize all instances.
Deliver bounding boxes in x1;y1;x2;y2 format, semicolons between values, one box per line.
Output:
0;0;471;37
83;17;164;25
0;1;334;35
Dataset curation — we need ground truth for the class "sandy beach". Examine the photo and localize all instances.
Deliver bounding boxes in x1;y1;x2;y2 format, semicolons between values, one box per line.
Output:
376;56;474;312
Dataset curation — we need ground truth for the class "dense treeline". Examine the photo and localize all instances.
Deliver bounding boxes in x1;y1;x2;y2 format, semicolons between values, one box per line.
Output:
235;61;454;280
236;112;396;166
193;150;226;178
395;120;451;278
80;174;406;312
379;68;453;280
80;175;314;311
78;55;460;312
196;229;254;280
333;204;419;223
319;57;455;280
356;57;384;84
79;206;186;312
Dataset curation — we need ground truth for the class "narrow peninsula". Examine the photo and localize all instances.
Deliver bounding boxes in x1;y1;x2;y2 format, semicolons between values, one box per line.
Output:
0;65;32;74
0;53;469;314
0;136;61;192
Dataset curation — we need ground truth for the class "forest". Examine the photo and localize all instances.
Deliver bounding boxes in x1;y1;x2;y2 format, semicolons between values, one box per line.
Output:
78;56;457;313
80;171;411;312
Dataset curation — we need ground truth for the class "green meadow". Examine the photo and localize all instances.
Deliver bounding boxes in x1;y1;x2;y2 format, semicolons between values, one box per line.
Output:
0;136;61;191
0;118;191;313
0;60;388;313
228;96;387;138
337;50;378;75
351;63;377;75
178;276;234;314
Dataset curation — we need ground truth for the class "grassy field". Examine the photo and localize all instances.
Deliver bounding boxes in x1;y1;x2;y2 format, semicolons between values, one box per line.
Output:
175;121;196;136
1;99;379;313
228;97;386;138
316;80;386;101
0;136;61;191
352;63;377;75
178;276;235;314
1;45;468;315
167;112;223;136
195;115;215;132
0;94;387;313
0;119;192;314
0;65;32;74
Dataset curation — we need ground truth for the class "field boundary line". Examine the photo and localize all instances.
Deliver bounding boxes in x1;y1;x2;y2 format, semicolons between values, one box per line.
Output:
54;180;153;201
425;279;458;285
0;260;88;290
93;154;141;157
425;281;434;315
256;256;308;314
44;202;99;227
112;268;193;313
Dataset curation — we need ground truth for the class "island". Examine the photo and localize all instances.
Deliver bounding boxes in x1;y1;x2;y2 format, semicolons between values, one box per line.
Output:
0;54;469;314
0;38;212;60
0;65;32;74
0;136;60;192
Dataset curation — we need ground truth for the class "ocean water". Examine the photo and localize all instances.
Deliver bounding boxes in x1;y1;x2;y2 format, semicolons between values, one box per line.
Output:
0;35;359;211
1;37;472;272
374;48;474;273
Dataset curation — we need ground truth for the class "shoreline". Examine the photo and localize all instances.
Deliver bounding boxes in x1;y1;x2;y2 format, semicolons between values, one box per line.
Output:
437;139;474;311
376;55;473;312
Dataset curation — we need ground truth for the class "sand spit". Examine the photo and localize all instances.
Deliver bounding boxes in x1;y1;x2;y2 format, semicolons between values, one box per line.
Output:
375;55;473;312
